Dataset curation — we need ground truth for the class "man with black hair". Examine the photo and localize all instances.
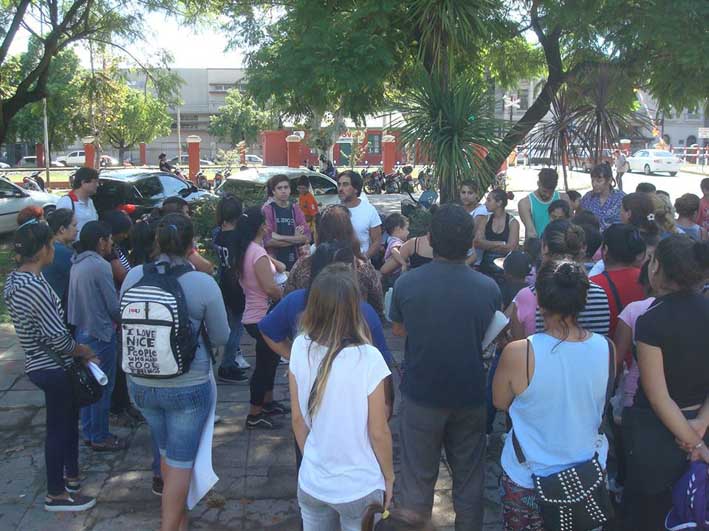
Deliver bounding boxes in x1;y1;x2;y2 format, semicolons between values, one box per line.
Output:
158;153;173;173
390;203;501;530
338;170;382;259
56;167;99;239
518;168;569;238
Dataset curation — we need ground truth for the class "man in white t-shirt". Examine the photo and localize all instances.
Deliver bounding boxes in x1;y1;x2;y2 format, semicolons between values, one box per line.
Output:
56;167;99;239
337;170;382;259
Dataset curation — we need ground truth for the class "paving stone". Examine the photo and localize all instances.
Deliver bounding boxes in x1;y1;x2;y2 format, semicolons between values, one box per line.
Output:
0;407;38;429
244;466;297;499
0;503;29;529
0;360;23;391
0;347;23;362
0;390;45;408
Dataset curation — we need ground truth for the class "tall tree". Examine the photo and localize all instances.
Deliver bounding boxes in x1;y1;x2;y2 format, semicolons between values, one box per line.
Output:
208;89;277;146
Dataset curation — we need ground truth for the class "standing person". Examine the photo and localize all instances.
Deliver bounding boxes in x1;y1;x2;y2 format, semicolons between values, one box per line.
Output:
4;220;97;512
493;260;614;530
159;197;215;274
56;167;99;238
337;170;382;260
233;207;285;429
518;168;567;238
122;213;230;531
675;193;708;241
474;189;519;279
290;263;393;530
43;208;77;303
697;178;709;232
67;221;125;451
590;223;647;338
262;174;311;271
100;210;132;287
297;175;319;236
213;195;250;381
580;163;626;231
614;149;628;191
622;235;709;531
390;204;501;530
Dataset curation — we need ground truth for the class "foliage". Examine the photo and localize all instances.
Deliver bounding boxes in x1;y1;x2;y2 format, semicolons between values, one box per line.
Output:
209;89;276;146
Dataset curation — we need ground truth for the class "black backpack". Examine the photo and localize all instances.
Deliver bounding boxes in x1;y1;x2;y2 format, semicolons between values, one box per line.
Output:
119;262;200;378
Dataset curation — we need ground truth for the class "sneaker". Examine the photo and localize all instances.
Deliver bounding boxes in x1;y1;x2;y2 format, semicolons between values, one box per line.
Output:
151;476;163;496
246;412;281;430
262;400;289;416
235;352;251;369
279;356;289;365
217;367;249;384
44;494;96;512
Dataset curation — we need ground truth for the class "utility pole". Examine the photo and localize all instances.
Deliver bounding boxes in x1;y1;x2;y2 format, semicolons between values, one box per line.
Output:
177;106;182;163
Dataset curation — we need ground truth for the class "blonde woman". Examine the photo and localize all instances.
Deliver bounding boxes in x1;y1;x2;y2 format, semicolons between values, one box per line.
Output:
289;263;393;531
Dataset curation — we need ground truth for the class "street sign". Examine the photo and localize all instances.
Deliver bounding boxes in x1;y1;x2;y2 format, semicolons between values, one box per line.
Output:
698;128;709;139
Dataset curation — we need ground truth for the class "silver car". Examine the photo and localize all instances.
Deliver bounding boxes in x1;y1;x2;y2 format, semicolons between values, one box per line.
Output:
0;178;59;233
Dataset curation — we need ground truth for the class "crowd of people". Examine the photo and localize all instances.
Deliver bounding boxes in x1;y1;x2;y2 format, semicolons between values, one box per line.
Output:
3;162;709;531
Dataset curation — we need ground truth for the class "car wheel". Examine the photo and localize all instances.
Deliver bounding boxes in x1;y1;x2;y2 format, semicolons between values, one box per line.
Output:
669;171;677;176
43;205;56;217
644;164;652;175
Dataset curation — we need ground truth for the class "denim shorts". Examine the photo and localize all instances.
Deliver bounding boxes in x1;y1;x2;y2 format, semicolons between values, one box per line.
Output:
128;380;212;468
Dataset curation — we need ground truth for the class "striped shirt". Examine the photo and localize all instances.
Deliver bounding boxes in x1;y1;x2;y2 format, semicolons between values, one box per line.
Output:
3;271;76;373
531;281;611;335
116;247;131;273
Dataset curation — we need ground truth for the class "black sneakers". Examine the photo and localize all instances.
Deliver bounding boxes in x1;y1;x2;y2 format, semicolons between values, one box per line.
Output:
152;476;163;496
217;367;249;384
262;400;289;416
246;412;281;430
44;494;96;512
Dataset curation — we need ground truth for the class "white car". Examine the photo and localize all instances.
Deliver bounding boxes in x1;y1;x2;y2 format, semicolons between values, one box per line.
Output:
245;154;263;165
0;178;59;233
17;156;64;167
57;150;86;166
627;149;682;176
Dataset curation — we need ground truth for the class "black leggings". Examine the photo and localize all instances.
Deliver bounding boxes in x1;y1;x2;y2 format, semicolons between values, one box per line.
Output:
244;323;280;407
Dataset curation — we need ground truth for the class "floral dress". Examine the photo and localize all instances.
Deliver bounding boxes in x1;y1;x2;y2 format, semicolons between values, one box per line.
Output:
580;189;626;232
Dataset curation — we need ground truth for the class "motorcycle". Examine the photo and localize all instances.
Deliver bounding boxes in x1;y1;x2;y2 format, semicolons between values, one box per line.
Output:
363;166;384;194
22;171;45;192
384;164;402;194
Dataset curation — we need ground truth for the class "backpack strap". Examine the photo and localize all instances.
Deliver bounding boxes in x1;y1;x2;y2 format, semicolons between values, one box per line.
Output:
601;270;624;313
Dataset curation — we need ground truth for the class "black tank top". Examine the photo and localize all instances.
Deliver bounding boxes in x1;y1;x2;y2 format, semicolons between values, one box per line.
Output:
409;237;433;269
484;214;510;243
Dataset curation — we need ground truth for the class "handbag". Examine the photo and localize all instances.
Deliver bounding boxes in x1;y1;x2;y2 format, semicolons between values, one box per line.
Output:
511;337;615;531
45;349;103;408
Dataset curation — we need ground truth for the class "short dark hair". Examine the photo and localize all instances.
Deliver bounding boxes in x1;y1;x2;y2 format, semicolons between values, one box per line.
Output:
701;178;709;192
654;235;709;291
129;221;157;266
337;170;363;196
101;210;132;236
430;203;474;260
572;209;600;230
161;196;189;215
156;213;194;257
72;167;99;190
538;168;558;189
535;260;590;322
577;223;602;259
266;174;291;197
503;251;532;279
567;190;581;203
459;179;479;193
548;199;570;218
636;182;657;194
216;195;243;226
77;221;111;253
14;220;53;263
590;163;613;183
602;223;646;265
674;193;701;218
384;213;408;235
47;208;74;234
297;175;310;188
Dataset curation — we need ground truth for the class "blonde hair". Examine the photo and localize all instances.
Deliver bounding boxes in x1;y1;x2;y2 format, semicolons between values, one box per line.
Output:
299;263;371;418
652;194;677;234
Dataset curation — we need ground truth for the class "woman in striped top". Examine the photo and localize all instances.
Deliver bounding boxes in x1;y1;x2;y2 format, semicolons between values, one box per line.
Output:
3;220;97;512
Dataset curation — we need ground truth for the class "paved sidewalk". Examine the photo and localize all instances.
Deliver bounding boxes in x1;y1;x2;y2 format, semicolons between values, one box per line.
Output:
0;323;504;530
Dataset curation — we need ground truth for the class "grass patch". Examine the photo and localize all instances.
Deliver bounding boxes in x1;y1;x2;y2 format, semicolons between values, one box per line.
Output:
0;243;14;323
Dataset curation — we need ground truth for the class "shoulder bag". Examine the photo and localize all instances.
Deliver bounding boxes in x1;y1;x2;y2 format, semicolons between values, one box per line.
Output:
44;349;103;408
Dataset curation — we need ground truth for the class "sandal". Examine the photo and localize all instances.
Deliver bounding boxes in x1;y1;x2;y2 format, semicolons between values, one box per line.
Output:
90;435;128;452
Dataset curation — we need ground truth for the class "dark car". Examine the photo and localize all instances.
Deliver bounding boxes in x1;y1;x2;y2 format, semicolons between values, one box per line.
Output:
94;169;215;219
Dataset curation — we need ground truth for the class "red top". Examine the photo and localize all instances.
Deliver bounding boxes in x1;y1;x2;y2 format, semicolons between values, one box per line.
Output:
299;192;319;220
590;267;645;344
697;196;709;232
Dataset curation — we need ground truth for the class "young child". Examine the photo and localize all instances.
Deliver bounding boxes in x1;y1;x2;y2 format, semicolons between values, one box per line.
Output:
500;251;532;310
697;178;709;232
382;213;409;289
522;237;541;286
567;190;581;215
297;175;319;237
548;198;571;221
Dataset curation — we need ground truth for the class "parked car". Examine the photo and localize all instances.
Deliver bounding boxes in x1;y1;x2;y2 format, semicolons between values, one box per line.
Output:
627;149;682;176
0;178;59;233
219;166;339;208
17;156;64;168
56;150;86;166
168;155;215;167
245;154;264;165
93;169;215;219
574;148;614;172
99;155;119;167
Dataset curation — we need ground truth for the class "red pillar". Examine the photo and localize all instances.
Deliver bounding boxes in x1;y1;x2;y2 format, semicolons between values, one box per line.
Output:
382;135;396;174
139;142;147;165
35;143;45;167
286;135;301;168
187;135;201;183
83;137;96;168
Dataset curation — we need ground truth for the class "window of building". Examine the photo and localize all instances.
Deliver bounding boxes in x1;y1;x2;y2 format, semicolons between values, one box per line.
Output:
209;84;236;93
367;134;382;154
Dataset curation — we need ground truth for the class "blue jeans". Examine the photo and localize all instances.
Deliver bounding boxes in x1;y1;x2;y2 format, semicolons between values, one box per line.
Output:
129;380;212;468
220;309;244;370
78;330;116;444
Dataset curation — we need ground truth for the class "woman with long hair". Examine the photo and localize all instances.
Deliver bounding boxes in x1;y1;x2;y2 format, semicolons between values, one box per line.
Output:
474;188;519;278
4;220;97;512
290;263;393;530
231;206;285;429
43;208;77;303
579;163;625;231
285;204;384;316
121;213;230;530
494;260;614;529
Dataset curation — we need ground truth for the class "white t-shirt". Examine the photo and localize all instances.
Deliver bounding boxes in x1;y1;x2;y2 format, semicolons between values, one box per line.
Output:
290;335;391;503
56;194;98;240
346;199;381;254
471;203;489;219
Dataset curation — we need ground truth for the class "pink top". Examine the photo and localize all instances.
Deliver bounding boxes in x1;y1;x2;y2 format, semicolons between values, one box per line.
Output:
698;196;709;232
513;286;537;337
240;242;276;324
618;297;655;408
